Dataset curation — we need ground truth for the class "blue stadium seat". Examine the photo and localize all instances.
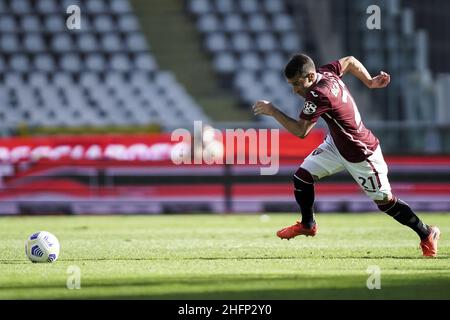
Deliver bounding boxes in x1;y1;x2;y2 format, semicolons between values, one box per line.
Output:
213;52;237;74
29;73;50;88
248;14;270;32
105;71;126;88
10;0;32;14
1;34;21;52
36;0;59;13
51;34;74;52
125;33;148;51
230;32;253;52
52;72;74;86
214;0;234;14
10;54;30;72
4;73;25;87
60;54;82;72
111;0;133;14
34;54;57;72
264;52;286;70
280;33;301;52
79;72;101;87
233;70;256;90
205;33;228;53
263;0;284;13
239;52;261;71
44;14;66;32
85;0;108;14
255;33;278;52
223;14;246;33
85;53;107;71
110;53;132;71
134;54;157;71
0;15;17;32
262;71;283;88
196;14;221;33
118;14;140;32
130;71;152;89
188;0;211;15
77;34;99;52
272;13;295;32
101;34;124;51
20;15;42;32
23;34;46;52
94;15;115;32
239;0;260;14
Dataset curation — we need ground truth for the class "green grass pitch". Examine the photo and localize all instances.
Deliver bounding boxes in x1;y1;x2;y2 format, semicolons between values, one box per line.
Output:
0;213;449;299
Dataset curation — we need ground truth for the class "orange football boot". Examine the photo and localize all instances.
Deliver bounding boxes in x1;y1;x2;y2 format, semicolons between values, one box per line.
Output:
276;221;318;240
420;226;441;257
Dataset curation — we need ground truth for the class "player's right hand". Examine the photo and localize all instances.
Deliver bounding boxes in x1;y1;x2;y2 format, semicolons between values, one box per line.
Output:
252;100;276;116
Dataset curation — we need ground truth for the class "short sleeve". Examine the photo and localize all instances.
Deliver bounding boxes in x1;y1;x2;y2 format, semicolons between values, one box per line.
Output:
318;60;343;78
299;91;330;123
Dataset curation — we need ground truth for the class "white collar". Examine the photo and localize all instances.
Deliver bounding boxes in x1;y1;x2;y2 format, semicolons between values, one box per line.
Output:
315;73;323;84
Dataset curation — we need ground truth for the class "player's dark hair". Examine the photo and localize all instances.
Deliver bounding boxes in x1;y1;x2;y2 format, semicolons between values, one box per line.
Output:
284;53;316;79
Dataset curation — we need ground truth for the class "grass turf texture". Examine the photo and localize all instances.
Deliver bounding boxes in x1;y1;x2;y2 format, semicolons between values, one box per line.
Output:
0;213;449;299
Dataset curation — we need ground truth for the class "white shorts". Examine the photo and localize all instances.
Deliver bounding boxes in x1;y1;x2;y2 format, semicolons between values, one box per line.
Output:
301;135;392;201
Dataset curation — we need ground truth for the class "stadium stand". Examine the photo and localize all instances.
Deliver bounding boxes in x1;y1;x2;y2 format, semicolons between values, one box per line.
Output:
0;0;209;133
186;0;304;126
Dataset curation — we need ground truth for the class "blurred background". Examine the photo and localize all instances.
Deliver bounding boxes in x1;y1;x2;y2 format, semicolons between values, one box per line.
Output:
0;0;449;215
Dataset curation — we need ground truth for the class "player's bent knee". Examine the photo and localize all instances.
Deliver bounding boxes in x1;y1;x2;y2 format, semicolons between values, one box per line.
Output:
294;168;315;184
374;193;394;206
375;194;397;212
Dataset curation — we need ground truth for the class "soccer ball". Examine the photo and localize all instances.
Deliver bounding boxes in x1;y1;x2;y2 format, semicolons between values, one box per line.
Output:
25;231;60;263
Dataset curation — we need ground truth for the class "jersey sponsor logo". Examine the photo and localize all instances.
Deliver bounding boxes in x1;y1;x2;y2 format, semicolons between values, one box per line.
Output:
303;101;317;115
312;148;323;156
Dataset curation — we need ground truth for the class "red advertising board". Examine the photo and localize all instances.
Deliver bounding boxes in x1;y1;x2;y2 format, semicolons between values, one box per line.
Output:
0;130;326;164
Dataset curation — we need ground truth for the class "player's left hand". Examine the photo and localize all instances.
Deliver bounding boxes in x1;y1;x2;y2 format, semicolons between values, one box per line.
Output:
370;71;390;89
253;100;276;116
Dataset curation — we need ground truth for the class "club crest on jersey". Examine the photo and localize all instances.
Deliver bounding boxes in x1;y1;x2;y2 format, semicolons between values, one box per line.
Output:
303;101;317;115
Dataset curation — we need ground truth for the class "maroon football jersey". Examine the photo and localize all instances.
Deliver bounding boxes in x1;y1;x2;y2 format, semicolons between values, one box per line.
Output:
299;60;379;162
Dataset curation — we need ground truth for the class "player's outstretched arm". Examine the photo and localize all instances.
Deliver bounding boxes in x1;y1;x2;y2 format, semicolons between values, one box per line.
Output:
339;56;390;89
253;100;316;139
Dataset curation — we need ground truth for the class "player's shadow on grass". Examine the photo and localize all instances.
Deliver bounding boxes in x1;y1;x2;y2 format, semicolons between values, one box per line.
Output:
1;275;449;299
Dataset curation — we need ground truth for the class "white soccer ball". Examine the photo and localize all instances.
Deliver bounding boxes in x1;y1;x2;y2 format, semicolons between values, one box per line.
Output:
25;231;60;263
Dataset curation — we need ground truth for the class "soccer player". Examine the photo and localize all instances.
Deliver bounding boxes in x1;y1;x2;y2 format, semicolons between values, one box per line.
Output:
252;54;440;257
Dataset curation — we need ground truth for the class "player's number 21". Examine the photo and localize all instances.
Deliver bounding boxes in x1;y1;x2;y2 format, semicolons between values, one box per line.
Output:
358;176;377;192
